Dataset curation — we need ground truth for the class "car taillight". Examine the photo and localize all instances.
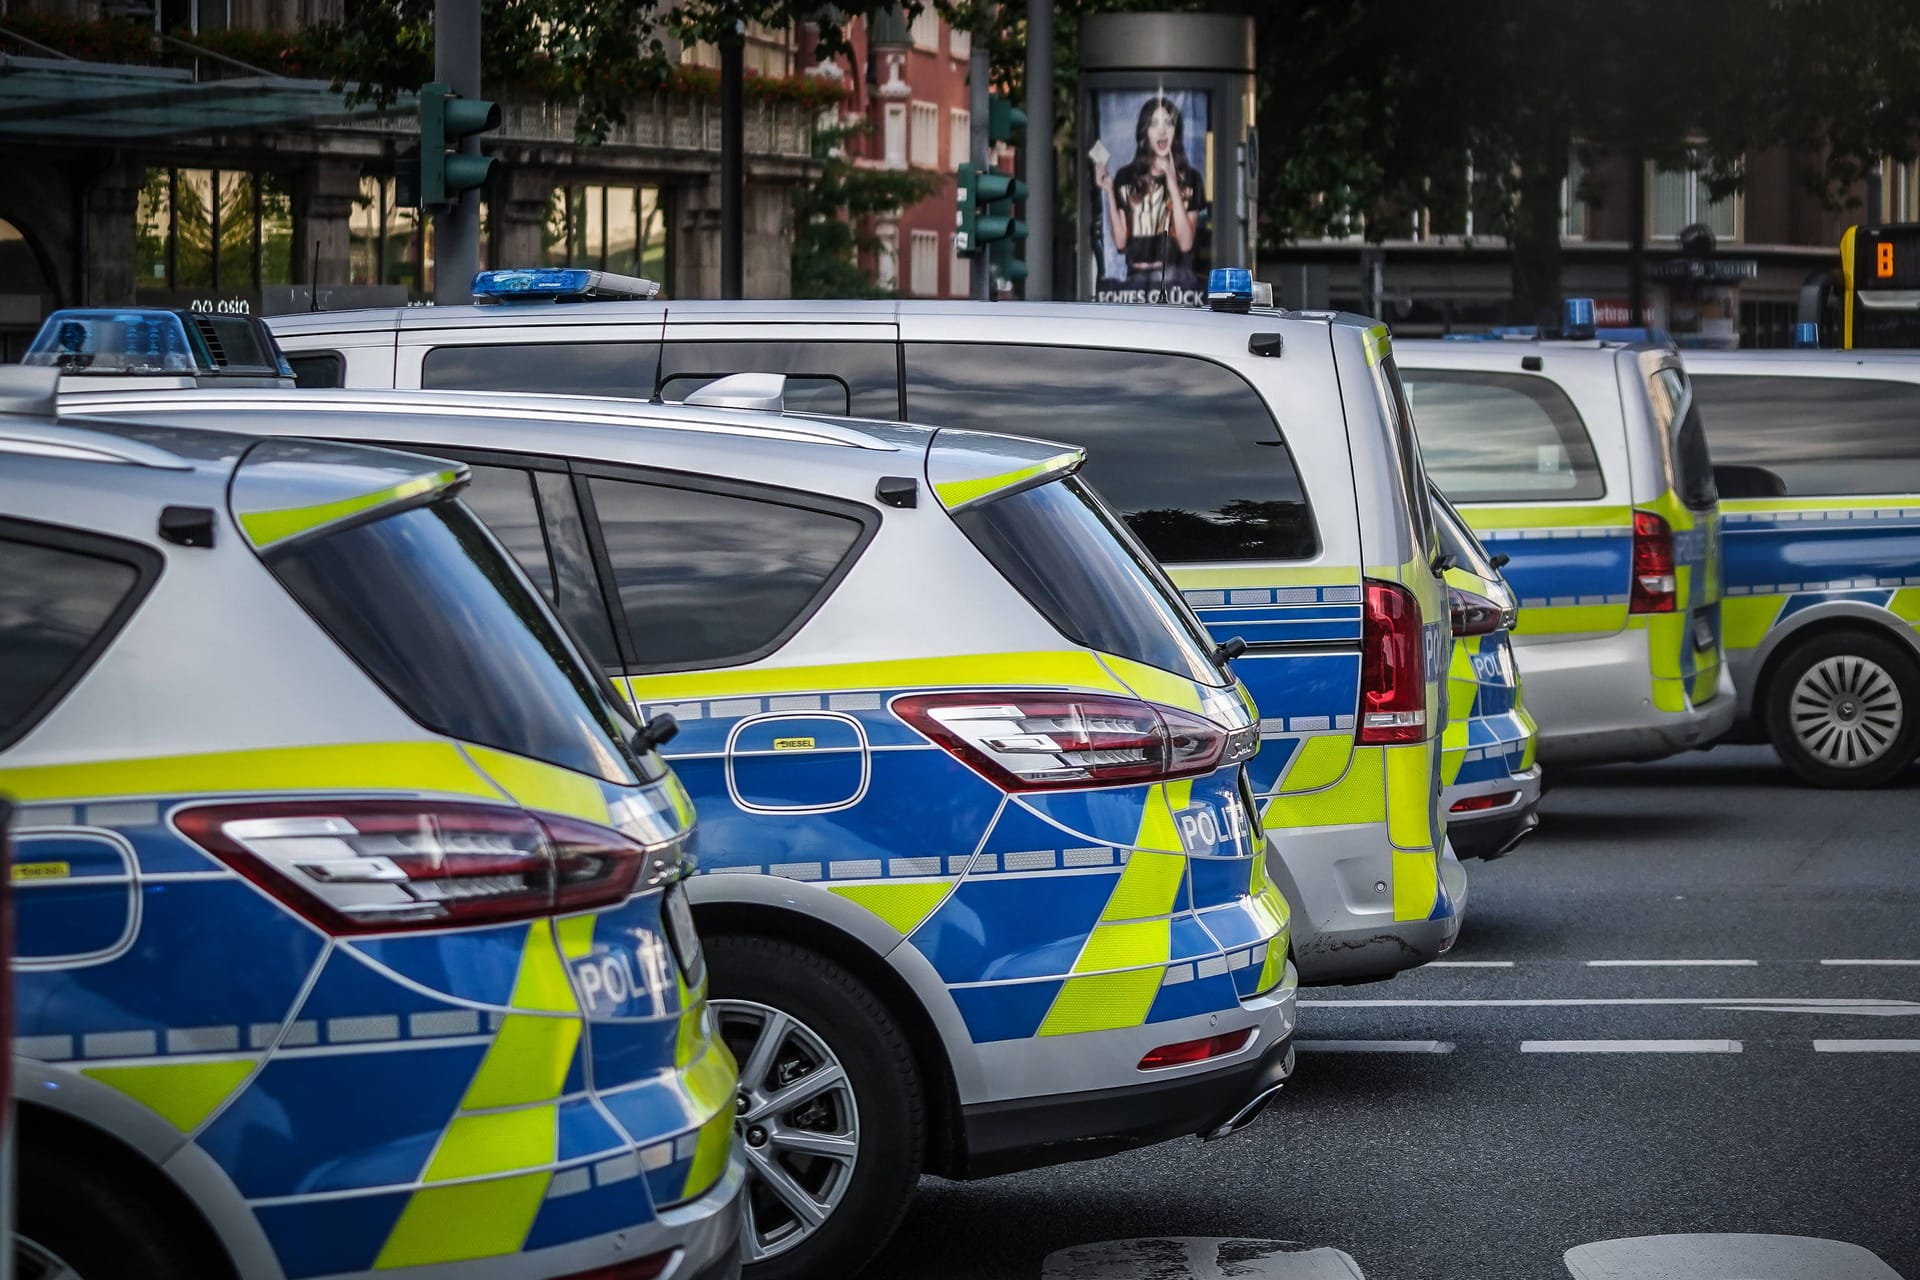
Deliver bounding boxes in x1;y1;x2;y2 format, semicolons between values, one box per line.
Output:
1139;1027;1253;1070
1630;510;1677;613
176;801;674;934
1450;791;1517;814
551;1253;673;1280
1359;579;1426;745
893;692;1228;791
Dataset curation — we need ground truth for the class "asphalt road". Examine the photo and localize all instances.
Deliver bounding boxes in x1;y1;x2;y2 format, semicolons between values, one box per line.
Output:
870;745;1920;1280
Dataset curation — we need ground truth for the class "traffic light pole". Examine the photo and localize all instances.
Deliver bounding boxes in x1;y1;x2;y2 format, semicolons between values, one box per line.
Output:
720;22;745;299
1023;0;1052;299
968;36;990;301
433;0;482;305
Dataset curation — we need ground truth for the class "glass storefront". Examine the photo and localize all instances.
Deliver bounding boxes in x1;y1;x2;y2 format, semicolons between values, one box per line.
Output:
134;167;292;301
545;184;667;280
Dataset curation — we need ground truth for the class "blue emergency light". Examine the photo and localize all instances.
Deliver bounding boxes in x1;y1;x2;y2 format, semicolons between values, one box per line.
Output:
472;268;662;304
1792;321;1821;349
1562;297;1597;340
24;309;200;375
1204;267;1275;314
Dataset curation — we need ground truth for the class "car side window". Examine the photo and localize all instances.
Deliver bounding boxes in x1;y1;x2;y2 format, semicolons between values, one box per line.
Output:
421;341;661;397
582;472;873;671
0;521;159;749
464;464;556;599
1401;369;1606;503
287;352;344;388
660;341;902;419
904;342;1317;561
1688;374;1920;497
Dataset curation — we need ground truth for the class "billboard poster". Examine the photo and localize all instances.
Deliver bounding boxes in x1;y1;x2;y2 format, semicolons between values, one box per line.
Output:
1088;87;1213;305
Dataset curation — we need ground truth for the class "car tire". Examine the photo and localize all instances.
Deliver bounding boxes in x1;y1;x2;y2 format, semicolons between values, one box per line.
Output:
1765;629;1920;789
17;1142;223;1280
706;934;924;1280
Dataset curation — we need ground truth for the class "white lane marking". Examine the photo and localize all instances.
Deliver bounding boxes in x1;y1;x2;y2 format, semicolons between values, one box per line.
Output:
1427;960;1514;968
1584;959;1757;967
1822;958;1920;966
1813;1039;1920;1052
1301;996;1920;1011
1521;1039;1741;1053
1566;1233;1902;1280
1296;1040;1456;1054
1041;1238;1366;1279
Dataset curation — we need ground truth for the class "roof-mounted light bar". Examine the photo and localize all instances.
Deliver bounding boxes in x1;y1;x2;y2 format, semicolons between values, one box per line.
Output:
471;268;663;304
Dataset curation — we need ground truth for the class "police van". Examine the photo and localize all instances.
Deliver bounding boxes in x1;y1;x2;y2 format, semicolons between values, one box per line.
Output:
1396;310;1733;765
63;368;1299;1280
1683;349;1920;786
0;361;742;1280
267;267;1467;988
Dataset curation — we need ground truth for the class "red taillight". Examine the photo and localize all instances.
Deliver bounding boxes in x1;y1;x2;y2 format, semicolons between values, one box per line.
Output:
551;1253;673;1280
1630;510;1677;613
1449;791;1517;814
1138;1026;1254;1070
1358;579;1427;745
893;692;1228;791
176;801;672;934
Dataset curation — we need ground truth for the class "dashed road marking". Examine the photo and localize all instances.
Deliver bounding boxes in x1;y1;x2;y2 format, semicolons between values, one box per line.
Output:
1585;959;1758;967
1822;958;1920;966
1296;1040;1455;1054
1041;1239;1365;1279
1813;1040;1920;1053
1521;1039;1742;1054
1427;960;1514;968
1300;996;1920;1011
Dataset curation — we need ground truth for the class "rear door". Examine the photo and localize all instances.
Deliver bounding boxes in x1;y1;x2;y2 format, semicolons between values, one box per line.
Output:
1641;358;1724;709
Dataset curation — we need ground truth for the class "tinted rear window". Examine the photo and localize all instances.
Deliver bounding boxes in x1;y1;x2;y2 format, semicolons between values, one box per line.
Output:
1402;369;1606;503
661;340;901;419
1689;373;1920;496
0;524;157;750
267;500;647;783
906;343;1317;562
423;342;659;397
288;352;344;388
954;477;1223;687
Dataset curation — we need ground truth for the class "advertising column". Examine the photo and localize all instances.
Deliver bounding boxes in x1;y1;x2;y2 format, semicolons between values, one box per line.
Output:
1077;13;1254;306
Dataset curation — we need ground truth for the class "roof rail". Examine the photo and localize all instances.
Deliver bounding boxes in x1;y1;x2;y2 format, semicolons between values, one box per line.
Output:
0;419;193;470
0;365;58;418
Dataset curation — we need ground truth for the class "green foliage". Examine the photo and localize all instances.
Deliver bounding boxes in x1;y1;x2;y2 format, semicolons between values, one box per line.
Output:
791;122;939;298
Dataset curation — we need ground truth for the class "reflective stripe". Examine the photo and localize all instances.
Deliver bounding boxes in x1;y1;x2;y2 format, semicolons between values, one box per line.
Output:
238;468;461;550
932;451;1083;511
1279;734;1352;793
830;879;957;933
466;746;614;825
678;1106;736;1202
79;1057;256;1132
1268;745;1385;827
1101;654;1208;714
624;651;1127;703
1383;744;1434;852
375;1172;552;1269
1363;323;1391;367
1464;503;1634;531
426;1105;559;1181
1513;603;1630;636
0;741;497;804
1038;966;1164;1036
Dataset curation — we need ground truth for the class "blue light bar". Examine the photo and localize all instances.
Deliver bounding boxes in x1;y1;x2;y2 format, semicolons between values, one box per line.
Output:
1207;267;1255;313
1562;297;1597;340
472;268;662;304
1792;321;1821;349
23;309;200;375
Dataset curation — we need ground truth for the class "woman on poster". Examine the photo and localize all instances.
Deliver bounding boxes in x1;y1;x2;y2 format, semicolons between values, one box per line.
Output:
1095;95;1209;292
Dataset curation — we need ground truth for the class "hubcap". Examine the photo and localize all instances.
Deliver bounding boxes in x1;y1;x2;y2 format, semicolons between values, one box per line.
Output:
1790;655;1904;768
712;998;860;1263
18;1237;84;1280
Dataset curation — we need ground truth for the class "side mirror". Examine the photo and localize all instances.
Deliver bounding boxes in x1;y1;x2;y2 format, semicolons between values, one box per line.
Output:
1449;586;1504;637
632;712;679;754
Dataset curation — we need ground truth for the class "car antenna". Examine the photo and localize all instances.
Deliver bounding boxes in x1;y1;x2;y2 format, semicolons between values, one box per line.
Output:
309;240;321;312
649;307;668;404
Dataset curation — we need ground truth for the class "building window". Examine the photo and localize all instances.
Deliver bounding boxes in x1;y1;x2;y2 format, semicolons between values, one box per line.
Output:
543;184;667;279
910;230;940;296
910;102;941;169
883;103;907;169
134;166;293;298
950;27;971;59
877;225;899;290
1885;158;1917;224
683;20;794;76
1649;153;1740;240
1560;150;1588;240
348;175;434;297
950;108;970;167
909;9;941;51
949;234;969;297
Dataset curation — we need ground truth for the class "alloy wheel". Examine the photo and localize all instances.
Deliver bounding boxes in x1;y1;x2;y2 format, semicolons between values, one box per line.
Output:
18;1237;84;1280
1790;654;1905;769
712;998;861;1263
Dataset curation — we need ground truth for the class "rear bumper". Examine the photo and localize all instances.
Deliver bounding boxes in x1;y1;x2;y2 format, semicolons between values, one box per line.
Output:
1267;822;1459;984
1517;631;1735;765
1444;765;1542;859
956;1023;1297;1178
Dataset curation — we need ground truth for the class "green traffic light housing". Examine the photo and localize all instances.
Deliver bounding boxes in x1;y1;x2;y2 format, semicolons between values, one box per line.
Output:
988;94;1026;145
419;81;501;211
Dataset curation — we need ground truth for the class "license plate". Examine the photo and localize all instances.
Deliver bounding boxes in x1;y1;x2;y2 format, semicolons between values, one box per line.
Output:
663;886;705;986
1693;615;1715;650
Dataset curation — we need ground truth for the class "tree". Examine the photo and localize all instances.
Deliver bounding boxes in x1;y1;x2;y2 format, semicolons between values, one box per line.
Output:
1246;0;1920;324
791;122;939;297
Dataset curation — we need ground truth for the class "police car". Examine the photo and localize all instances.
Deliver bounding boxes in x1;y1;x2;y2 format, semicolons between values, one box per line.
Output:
59;360;1299;1280
1397;303;1733;765
265;266;1467;987
1684;349;1920;786
1434;488;1540;858
0;358;742;1280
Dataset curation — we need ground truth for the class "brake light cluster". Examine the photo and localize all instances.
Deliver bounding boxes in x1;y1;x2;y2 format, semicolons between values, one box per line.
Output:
1630;510;1678;614
176;801;679;934
1359;579;1427;745
894;692;1235;791
1450;791;1517;814
1139;1027;1253;1069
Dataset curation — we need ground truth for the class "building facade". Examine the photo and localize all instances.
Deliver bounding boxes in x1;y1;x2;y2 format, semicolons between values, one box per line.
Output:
0;0;827;356
1268;145;1883;348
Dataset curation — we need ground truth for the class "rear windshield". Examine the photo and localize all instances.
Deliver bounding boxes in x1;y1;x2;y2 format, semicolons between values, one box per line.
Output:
267;499;649;785
1431;487;1500;581
954;476;1224;687
1648;367;1718;510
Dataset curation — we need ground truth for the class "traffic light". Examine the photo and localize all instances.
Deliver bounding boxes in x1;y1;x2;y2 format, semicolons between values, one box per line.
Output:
418;81;500;211
956;165;1028;256
988;93;1025;147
